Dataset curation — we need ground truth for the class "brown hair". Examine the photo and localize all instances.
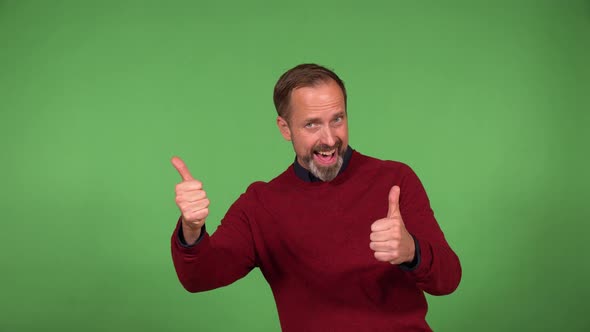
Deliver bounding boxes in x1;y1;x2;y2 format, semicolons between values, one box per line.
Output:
273;63;347;121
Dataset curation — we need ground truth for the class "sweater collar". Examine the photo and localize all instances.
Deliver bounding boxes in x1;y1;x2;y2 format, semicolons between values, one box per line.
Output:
293;145;353;182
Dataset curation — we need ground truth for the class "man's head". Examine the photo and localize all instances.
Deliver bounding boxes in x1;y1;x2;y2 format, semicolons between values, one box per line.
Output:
274;64;349;182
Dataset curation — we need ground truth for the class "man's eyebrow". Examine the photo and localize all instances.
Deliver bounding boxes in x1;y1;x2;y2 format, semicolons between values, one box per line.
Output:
303;117;321;123
303;112;346;123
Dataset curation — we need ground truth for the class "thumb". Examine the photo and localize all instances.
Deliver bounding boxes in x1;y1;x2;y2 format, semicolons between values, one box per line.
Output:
387;185;401;218
171;156;194;181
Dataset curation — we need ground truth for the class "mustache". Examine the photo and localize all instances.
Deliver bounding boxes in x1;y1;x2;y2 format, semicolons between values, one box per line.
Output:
313;139;343;153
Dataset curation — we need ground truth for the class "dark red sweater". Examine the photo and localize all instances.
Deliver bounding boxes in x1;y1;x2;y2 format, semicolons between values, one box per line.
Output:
171;151;461;331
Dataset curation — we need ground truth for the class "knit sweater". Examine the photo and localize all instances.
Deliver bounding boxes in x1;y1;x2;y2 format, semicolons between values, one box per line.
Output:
171;150;462;331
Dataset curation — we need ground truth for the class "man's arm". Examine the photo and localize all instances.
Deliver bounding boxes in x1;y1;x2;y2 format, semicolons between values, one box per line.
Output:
370;165;462;295
398;164;462;295
170;156;257;292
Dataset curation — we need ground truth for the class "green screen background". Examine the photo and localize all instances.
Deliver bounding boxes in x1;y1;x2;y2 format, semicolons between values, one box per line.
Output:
1;1;589;331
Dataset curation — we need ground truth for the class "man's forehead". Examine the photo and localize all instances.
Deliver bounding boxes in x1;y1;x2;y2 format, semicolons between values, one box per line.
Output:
291;82;344;106
291;79;340;94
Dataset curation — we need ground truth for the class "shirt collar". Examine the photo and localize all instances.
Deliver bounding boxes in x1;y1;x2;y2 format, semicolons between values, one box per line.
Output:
293;145;353;182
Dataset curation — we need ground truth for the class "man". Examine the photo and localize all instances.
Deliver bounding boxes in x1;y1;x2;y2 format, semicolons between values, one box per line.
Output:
171;64;462;331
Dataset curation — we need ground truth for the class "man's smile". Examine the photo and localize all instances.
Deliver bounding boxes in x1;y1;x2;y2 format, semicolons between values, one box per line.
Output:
313;148;337;165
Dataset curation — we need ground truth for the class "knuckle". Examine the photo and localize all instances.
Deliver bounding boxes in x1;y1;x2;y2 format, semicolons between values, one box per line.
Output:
389;226;399;235
374;252;389;262
387;240;398;251
193;209;203;218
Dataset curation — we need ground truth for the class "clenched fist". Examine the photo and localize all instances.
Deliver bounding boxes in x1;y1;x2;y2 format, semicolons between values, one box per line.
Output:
370;185;415;265
171;156;209;244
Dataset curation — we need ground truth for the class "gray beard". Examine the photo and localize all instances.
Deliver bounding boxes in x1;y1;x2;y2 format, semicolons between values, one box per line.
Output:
306;155;344;182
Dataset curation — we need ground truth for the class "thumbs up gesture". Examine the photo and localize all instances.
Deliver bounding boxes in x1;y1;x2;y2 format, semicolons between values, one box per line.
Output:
171;156;210;238
370;186;416;265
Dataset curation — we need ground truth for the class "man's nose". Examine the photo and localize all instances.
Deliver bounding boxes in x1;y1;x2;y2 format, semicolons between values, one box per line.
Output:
320;127;336;146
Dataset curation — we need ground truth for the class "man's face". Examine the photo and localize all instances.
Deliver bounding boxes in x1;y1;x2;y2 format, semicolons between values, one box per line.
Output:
277;79;349;181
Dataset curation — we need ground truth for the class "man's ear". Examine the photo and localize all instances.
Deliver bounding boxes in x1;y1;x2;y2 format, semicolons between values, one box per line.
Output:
277;116;292;141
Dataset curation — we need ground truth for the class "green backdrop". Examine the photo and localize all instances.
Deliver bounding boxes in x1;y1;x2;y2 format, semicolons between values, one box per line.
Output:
1;1;589;331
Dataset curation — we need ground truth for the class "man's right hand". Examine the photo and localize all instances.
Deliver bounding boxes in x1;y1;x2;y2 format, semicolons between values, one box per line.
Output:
171;156;210;244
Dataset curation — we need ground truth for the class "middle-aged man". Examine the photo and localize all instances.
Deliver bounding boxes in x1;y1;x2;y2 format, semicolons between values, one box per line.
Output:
170;63;462;331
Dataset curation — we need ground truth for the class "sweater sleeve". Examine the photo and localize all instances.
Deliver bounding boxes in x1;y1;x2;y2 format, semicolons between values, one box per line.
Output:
397;165;462;296
170;186;259;293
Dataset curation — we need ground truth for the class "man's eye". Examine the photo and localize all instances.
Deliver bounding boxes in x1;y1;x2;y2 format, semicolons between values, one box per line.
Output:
334;116;342;122
305;123;315;128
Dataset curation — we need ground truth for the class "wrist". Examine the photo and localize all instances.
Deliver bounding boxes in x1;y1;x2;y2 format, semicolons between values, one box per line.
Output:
181;222;202;245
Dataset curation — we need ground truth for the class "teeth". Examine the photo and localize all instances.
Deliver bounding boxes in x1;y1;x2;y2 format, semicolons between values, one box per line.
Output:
319;149;336;156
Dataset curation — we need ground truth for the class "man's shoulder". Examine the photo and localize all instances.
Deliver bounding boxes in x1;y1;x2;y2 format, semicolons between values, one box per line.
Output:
352;150;414;175
242;165;294;195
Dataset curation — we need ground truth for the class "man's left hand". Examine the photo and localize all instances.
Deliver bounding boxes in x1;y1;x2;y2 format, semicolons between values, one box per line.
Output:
370;185;416;265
